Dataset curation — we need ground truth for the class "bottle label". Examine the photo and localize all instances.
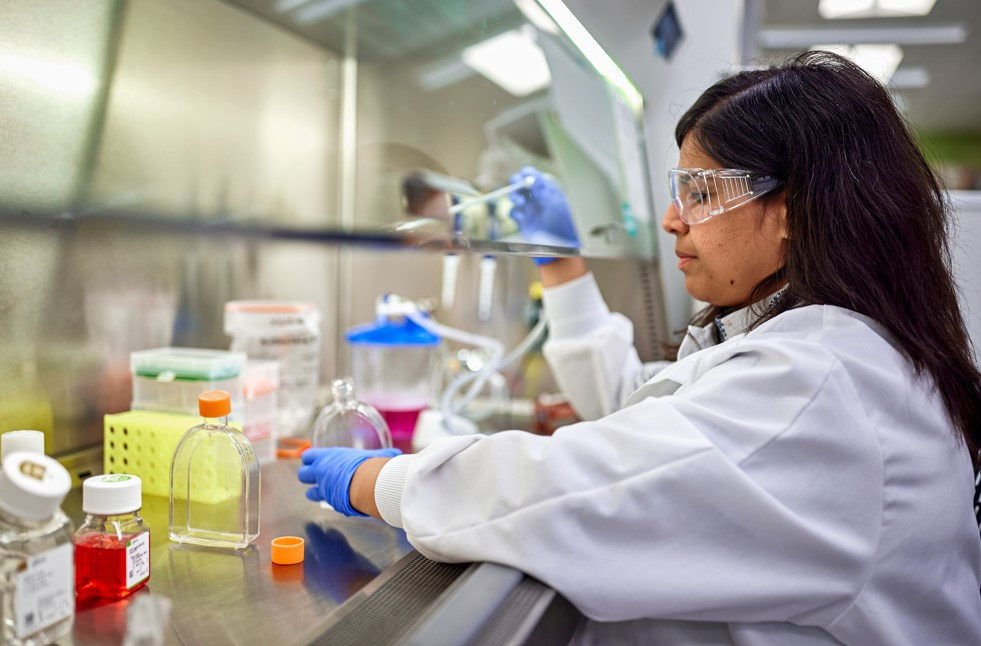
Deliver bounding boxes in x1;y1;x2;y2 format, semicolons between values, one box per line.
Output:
15;543;73;638
100;474;132;482
126;532;151;589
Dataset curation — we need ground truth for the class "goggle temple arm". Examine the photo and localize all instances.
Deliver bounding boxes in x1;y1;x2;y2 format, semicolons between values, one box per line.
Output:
752;174;781;193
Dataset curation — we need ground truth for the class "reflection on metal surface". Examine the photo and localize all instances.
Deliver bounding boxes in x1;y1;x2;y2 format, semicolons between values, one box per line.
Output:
74;588;152;645
64;460;412;645
402;169;476;219
301;522;381;602
0;0;115;214
87;0;341;227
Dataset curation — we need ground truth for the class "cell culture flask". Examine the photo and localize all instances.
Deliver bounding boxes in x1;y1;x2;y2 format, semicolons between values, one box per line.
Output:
311;378;392;451
169;390;260;549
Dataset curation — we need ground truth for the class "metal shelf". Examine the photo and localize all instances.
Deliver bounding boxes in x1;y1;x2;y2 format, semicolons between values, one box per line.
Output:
0;208;582;258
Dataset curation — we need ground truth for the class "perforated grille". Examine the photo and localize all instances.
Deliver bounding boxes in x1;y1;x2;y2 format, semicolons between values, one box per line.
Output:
468;578;549;646
305;553;469;646
638;261;664;361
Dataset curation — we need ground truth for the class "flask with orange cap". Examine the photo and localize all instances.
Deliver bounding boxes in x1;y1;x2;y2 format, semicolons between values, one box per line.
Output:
168;390;260;549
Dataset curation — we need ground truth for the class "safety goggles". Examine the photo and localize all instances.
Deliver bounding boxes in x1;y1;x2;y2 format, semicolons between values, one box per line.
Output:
668;168;781;225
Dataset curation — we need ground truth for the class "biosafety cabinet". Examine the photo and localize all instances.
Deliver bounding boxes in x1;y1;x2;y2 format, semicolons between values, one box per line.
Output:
2;0;719;466
1;1;742;642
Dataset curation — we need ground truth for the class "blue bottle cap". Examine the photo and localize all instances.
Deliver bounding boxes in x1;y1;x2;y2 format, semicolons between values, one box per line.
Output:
345;316;440;347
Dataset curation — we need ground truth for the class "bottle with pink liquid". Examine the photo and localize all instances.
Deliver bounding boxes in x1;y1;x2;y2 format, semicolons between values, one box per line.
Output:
346;296;441;453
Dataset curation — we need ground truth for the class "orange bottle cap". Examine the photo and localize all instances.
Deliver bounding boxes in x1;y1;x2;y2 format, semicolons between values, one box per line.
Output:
276;437;312;459
199;390;232;418
271;536;305;565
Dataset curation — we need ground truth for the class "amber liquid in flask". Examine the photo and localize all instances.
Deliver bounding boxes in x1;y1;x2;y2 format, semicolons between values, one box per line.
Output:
169;391;260;549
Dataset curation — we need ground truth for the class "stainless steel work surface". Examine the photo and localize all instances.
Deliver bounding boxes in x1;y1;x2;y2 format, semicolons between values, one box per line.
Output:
65;459;414;645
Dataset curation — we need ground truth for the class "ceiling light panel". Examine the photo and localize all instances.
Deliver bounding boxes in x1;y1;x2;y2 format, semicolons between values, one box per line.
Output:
819;0;938;19
461;26;551;97
811;43;904;83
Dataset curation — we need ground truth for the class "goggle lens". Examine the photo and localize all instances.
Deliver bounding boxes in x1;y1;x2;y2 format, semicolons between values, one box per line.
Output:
668;170;708;224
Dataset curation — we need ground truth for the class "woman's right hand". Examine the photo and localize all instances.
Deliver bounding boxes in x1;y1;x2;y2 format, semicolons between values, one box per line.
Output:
509;167;580;249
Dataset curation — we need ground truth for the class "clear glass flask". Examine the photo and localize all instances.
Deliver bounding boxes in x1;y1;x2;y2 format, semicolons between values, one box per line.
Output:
169;390;260;549
311;378;392;451
0;452;74;645
74;474;151;600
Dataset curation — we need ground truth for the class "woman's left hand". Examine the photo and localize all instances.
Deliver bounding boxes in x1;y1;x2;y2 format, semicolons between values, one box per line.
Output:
297;447;401;517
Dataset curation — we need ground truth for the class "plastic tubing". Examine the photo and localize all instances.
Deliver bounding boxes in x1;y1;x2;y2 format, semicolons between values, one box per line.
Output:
407;309;549;434
406;310;503;416
444;316;548;425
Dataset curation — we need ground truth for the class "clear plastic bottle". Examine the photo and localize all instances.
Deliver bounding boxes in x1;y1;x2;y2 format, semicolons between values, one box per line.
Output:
224;300;322;437
74;474;151;600
0;452;74;645
169;390;260;549
311;378;393;451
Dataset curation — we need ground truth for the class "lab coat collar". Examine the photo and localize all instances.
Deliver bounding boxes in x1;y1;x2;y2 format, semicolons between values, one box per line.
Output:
714;287;789;341
678;287;789;360
677;325;714;360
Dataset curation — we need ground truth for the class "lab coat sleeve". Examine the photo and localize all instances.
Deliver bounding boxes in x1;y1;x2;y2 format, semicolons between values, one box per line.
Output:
374;340;883;627
541;273;651;419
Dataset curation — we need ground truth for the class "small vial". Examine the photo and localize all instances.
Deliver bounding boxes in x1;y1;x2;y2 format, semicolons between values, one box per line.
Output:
74;474;151;600
0;452;74;645
169;390;260;549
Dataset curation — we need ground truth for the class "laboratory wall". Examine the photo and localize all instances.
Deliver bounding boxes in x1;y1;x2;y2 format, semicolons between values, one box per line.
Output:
952;192;981;361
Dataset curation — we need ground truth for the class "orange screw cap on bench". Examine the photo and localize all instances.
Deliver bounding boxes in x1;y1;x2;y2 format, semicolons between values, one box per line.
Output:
276;437;312;459
271;536;304;565
199;390;231;418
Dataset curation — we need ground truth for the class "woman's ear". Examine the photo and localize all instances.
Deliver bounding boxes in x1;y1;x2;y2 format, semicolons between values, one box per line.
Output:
774;195;789;240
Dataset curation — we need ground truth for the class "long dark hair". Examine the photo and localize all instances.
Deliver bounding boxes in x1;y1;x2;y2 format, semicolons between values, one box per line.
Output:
676;51;981;470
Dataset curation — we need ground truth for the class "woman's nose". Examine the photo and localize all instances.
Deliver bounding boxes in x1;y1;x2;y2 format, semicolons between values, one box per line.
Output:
662;202;688;235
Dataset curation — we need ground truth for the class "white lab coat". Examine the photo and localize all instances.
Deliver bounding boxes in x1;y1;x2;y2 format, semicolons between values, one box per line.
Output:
374;273;981;644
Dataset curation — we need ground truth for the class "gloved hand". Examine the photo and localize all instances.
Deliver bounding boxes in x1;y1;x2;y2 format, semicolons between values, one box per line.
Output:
297;447;402;516
509;166;580;264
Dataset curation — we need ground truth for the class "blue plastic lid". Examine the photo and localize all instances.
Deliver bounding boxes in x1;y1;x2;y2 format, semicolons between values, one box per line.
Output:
345;316;440;347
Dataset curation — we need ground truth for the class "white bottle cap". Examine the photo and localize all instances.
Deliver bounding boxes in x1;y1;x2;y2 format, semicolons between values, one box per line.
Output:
1;430;45;460
0;452;71;521
83;474;143;515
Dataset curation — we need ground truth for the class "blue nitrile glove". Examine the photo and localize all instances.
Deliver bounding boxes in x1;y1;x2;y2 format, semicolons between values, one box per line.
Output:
297;447;403;516
509;166;580;265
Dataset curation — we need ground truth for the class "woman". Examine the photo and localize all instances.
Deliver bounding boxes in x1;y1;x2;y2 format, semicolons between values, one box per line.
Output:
300;52;981;643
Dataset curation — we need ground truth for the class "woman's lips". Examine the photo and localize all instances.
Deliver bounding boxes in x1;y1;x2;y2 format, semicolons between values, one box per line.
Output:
676;251;696;270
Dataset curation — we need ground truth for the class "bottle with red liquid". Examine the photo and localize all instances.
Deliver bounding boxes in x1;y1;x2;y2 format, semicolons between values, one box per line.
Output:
74;474;150;600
